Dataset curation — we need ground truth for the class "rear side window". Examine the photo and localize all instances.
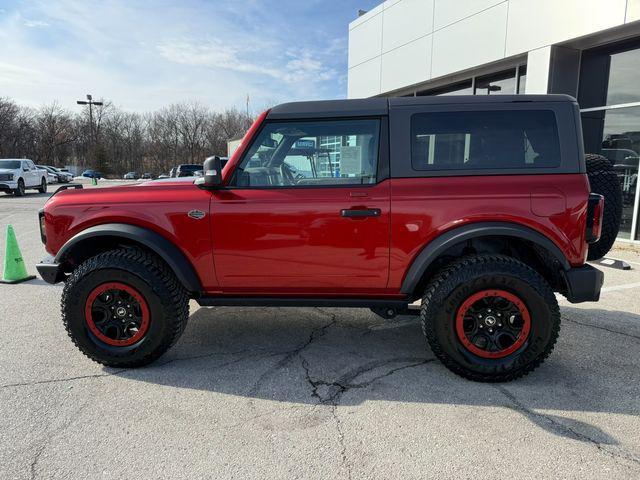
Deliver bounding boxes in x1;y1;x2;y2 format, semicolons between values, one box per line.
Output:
411;110;561;171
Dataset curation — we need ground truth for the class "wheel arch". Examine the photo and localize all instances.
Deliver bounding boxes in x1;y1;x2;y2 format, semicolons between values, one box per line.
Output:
401;222;571;300
55;223;202;294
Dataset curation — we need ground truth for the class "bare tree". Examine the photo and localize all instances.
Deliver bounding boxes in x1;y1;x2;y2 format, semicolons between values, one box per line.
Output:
0;97;257;177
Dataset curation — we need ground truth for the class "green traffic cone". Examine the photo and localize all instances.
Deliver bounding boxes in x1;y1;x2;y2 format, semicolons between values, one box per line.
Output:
1;225;35;284
91;177;97;186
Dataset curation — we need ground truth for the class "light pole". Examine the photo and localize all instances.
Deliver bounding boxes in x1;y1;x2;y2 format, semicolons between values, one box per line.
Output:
77;94;103;168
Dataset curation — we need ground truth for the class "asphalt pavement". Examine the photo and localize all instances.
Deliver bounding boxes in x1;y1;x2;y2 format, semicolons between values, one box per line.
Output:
1;180;639;479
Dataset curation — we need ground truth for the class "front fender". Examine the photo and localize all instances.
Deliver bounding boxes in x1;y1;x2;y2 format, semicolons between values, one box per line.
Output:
55;223;202;294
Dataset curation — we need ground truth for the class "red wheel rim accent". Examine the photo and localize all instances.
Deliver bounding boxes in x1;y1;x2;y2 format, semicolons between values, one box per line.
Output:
455;289;531;359
84;282;150;347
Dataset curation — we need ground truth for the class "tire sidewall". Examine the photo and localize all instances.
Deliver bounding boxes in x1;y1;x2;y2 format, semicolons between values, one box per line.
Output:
15;179;25;196
65;267;173;361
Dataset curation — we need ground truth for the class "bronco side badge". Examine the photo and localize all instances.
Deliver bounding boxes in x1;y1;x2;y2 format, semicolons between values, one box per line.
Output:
188;209;206;220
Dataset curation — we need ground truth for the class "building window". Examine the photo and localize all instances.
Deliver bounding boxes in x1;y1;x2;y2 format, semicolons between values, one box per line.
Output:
579;41;640;241
474;69;517;95
517;65;527;94
417;80;473;96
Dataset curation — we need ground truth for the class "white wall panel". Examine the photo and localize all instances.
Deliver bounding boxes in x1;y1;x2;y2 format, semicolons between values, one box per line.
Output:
381;36;432;92
524;46;552;94
627;0;640;22
506;0;627;56
434;0;504;30
348;13;383;68
348;57;382;98
382;0;434;53
431;3;508;79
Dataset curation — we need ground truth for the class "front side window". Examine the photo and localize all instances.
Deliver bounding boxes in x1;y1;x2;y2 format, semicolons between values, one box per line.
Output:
231;119;380;187
411;110;561;171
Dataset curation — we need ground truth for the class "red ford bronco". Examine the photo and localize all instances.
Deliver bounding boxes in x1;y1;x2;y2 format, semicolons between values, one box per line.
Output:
37;95;605;381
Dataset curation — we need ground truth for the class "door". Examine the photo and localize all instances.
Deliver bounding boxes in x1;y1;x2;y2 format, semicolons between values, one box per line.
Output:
23;160;38;187
210;117;390;296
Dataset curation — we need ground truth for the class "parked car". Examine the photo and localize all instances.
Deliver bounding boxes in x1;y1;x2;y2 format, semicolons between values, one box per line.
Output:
141;172;154;179
38;165;73;183
0;158;48;196
158;173;170;179
82;170;102;179
123;172;139;180
37;95;605;382
175;164;202;177
169;167;176;178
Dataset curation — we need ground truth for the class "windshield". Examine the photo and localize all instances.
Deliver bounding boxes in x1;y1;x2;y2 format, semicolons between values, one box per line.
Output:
0;160;21;169
179;164;201;172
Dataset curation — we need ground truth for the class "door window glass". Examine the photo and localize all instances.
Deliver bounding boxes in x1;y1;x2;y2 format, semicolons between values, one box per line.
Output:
232;119;380;187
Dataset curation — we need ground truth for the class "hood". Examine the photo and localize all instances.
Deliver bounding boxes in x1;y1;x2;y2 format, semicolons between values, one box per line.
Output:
136;177;196;187
0;168;18;174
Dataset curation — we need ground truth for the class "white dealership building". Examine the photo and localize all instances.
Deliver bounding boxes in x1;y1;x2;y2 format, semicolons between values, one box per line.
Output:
348;0;640;243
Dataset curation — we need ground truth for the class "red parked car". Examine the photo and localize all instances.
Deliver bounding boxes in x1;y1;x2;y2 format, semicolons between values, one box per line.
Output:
37;95;604;381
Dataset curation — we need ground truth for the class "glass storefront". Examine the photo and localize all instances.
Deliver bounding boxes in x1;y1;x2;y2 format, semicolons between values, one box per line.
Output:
579;41;640;242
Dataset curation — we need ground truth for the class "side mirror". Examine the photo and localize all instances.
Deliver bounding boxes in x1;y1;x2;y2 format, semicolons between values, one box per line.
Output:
200;156;222;187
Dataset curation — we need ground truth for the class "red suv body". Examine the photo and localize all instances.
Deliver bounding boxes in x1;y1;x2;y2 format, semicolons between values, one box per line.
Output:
37;95;604;381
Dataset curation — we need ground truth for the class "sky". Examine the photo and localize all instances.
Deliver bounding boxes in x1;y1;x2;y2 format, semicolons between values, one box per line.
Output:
0;0;381;112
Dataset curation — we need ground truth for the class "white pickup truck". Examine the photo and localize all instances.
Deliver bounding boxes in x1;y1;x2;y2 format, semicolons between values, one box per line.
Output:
0;159;48;196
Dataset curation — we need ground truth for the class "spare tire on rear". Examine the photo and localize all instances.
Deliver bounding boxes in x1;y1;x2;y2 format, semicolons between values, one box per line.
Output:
585;154;623;260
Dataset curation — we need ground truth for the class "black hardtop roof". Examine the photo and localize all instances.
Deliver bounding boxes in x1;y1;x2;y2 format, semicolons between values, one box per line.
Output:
267;95;577;119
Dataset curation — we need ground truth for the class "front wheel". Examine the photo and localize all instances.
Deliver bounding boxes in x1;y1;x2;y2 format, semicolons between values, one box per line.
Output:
61;248;190;367
421;255;560;382
14;179;25;196
37;178;47;193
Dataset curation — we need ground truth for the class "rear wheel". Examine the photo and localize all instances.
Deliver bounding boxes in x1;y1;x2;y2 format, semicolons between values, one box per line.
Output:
62;248;189;367
37;178;47;193
421;255;560;382
14;179;25;196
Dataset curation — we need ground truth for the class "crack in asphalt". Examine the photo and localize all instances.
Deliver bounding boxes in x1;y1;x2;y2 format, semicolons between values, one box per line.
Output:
1;370;127;389
562;316;640;341
248;308;338;396
495;385;640;468
29;397;92;480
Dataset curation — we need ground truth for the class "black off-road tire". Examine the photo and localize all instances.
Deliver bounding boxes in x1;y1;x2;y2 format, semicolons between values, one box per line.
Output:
421;255;560;382
585;154;622;260
37;178;47;193
584;153;612;172
61;247;189;367
14;179;25;196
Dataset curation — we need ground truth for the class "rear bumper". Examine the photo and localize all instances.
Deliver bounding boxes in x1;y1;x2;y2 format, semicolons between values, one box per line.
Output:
36;255;65;284
563;264;604;303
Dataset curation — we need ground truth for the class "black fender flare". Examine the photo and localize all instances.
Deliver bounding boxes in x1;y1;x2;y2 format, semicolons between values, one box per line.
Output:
400;222;571;295
55;223;202;293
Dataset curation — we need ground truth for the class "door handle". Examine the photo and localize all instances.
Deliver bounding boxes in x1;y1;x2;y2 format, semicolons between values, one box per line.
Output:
341;208;381;218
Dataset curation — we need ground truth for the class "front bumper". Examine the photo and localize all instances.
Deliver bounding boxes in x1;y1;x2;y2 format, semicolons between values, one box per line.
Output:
563;264;604;303
36;255;65;284
0;181;18;191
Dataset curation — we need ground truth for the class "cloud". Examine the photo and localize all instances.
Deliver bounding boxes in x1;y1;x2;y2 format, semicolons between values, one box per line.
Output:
157;38;337;86
23;19;49;27
0;0;381;111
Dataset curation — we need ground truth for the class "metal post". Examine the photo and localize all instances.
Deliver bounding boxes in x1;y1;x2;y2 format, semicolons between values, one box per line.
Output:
77;94;104;169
